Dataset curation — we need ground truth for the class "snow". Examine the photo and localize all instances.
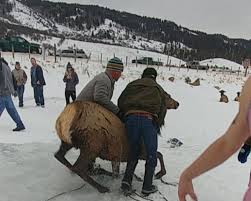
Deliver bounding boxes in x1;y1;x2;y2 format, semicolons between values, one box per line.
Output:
7;1;192;54
200;58;244;71
0;48;251;201
10;0;55;31
22;35;186;67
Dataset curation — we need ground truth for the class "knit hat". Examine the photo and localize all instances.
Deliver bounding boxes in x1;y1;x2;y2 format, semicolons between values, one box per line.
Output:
66;62;72;69
142;68;157;80
106;57;124;72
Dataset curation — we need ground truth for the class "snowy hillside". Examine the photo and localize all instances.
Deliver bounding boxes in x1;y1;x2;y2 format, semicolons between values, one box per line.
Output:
0;46;251;201
200;58;244;71
1;0;192;54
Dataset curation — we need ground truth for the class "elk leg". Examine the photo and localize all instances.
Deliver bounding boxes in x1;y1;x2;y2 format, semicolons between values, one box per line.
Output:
91;167;113;177
155;151;167;179
111;161;120;177
54;141;73;169
72;152;110;193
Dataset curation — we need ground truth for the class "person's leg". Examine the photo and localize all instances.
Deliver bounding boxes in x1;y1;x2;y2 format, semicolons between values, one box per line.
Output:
33;86;40;106
0;96;6;116
39;86;45;106
20;85;24;107
65;90;70;105
71;91;76;102
5;96;25;130
18;85;24;107
121;115;141;191
141;118;158;195
16;86;21;106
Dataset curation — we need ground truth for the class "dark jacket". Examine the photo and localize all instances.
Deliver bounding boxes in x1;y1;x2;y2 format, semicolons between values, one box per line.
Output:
31;65;46;87
118;78;166;127
63;71;79;91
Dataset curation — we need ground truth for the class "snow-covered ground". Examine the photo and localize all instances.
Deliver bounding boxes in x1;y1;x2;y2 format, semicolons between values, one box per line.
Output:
0;49;250;201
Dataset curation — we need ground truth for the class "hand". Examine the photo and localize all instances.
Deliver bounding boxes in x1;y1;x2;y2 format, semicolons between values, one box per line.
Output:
238;144;251;163
37;80;40;85
178;173;198;201
117;110;124;122
13;91;18;97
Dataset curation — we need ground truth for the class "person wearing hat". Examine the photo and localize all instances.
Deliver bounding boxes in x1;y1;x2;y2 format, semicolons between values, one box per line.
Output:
118;67;167;196
63;63;79;105
76;57;123;115
12;62;27;107
75;57;123;172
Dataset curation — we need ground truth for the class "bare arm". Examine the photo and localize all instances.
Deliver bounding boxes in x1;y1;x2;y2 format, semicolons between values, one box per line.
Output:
178;76;251;201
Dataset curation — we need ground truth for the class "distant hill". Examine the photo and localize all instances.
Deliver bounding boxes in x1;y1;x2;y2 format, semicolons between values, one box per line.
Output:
0;0;251;63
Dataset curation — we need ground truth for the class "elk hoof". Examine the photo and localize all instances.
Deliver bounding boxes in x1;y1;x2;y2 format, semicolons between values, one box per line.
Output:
155;171;166;179
98;186;110;193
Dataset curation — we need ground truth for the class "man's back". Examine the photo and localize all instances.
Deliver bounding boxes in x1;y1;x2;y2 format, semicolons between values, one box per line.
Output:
76;71;119;114
77;72;113;102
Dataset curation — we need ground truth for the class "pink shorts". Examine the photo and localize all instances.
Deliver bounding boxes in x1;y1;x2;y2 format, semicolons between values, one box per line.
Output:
243;174;251;201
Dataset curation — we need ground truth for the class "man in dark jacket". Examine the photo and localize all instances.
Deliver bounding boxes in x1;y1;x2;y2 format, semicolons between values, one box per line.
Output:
63;63;79;105
0;58;25;131
30;58;46;107
118;67;166;196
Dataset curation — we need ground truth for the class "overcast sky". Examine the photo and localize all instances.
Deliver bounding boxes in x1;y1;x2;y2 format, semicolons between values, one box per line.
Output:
49;0;251;40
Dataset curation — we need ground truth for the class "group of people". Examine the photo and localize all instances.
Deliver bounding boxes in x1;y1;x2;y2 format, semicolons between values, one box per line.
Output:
0;57;46;131
75;57;167;195
2;54;251;200
0;57;80;132
73;56;251;200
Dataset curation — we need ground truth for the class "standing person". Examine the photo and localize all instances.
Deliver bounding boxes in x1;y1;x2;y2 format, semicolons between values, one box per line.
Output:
178;76;251;201
118;68;166;196
12;62;27;107
69;57;123;172
63;63;79;105
30;58;46;107
0;58;25;131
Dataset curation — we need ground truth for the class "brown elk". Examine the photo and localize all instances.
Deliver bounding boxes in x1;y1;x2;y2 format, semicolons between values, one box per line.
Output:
54;95;179;193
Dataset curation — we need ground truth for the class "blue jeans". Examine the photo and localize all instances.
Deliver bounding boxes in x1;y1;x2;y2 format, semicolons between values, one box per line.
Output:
33;85;44;106
0;96;23;127
17;85;25;106
125;115;158;168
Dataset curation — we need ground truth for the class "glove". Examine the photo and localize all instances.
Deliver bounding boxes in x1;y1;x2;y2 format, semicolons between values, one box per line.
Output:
238;144;251;163
117;110;124;122
13;91;18;97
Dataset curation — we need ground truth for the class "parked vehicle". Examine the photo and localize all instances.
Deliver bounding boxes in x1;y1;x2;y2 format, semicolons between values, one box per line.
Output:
0;36;41;54
132;57;163;66
56;49;88;59
186;60;209;70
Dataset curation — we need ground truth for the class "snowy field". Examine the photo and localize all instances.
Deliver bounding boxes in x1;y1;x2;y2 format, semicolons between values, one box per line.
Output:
0;47;250;201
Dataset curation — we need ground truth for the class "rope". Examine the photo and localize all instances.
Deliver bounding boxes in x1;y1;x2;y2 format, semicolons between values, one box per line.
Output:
45;184;85;201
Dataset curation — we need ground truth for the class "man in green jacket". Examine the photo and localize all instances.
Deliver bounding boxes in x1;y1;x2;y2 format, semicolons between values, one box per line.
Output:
118;68;166;196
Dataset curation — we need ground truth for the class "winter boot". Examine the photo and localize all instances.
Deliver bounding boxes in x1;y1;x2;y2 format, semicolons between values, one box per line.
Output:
142;166;158;196
13;124;25;132
121;161;138;193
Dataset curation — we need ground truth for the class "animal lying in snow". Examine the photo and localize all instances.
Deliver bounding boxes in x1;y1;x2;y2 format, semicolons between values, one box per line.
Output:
219;90;229;103
54;94;179;193
234;92;240;102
